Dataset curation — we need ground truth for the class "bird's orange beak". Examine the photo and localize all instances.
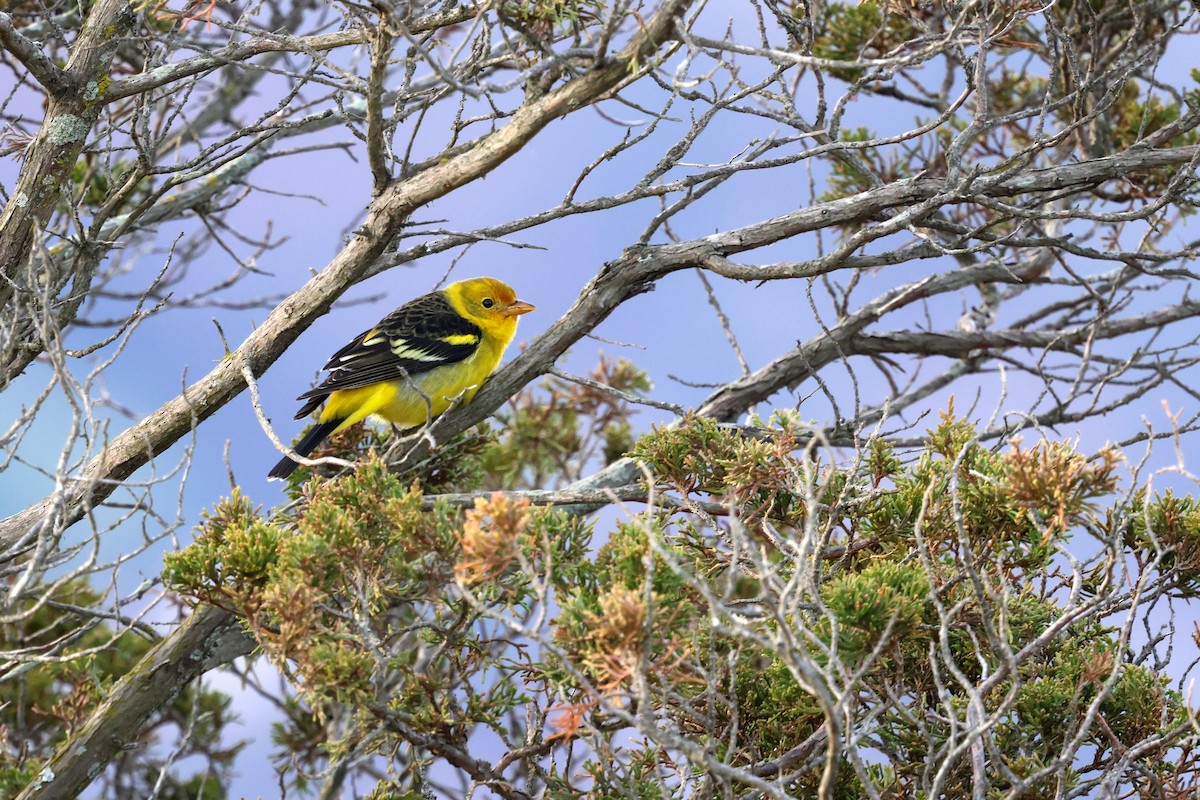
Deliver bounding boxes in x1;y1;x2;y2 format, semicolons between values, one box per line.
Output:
504;300;536;317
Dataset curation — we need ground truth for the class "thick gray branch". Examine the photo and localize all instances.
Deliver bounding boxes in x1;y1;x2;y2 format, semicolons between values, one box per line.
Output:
396;142;1200;458
14;604;253;800
0;0;138;298
0;11;69;94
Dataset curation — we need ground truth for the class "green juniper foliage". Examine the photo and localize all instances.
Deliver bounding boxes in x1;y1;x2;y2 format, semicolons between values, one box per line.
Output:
163;400;1198;797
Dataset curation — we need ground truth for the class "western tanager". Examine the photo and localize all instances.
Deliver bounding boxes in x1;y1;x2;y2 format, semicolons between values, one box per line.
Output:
268;276;535;479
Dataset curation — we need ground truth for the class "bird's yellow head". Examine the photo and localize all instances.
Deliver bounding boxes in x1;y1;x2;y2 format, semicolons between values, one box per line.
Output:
444;277;535;340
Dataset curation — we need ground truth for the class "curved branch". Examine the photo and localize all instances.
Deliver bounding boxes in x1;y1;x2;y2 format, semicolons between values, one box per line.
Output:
0;11;69;94
699;299;1200;424
404;142;1200;452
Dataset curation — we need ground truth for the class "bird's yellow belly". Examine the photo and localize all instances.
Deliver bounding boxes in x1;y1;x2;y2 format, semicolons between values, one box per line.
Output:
374;369;485;426
320;344;500;432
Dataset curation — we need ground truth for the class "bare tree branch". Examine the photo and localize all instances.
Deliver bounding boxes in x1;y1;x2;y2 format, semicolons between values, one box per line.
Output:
0;11;69;94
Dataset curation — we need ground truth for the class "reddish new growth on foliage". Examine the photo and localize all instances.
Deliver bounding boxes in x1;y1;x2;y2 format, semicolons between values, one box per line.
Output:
454;492;531;586
546;697;600;743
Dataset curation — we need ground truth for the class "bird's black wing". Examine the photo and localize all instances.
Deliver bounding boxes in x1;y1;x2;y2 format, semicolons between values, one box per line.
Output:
293;291;482;419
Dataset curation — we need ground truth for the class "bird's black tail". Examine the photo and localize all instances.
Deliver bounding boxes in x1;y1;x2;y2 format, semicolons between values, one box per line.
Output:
267;419;343;480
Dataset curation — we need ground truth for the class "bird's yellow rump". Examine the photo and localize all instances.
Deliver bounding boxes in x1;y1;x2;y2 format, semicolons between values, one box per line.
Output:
268;276;535;479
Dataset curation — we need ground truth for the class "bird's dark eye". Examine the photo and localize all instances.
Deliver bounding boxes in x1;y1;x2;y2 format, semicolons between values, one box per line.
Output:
482;298;495;309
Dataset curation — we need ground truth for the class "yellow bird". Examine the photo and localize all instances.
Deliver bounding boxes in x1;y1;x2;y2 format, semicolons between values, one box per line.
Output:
268;277;535;479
